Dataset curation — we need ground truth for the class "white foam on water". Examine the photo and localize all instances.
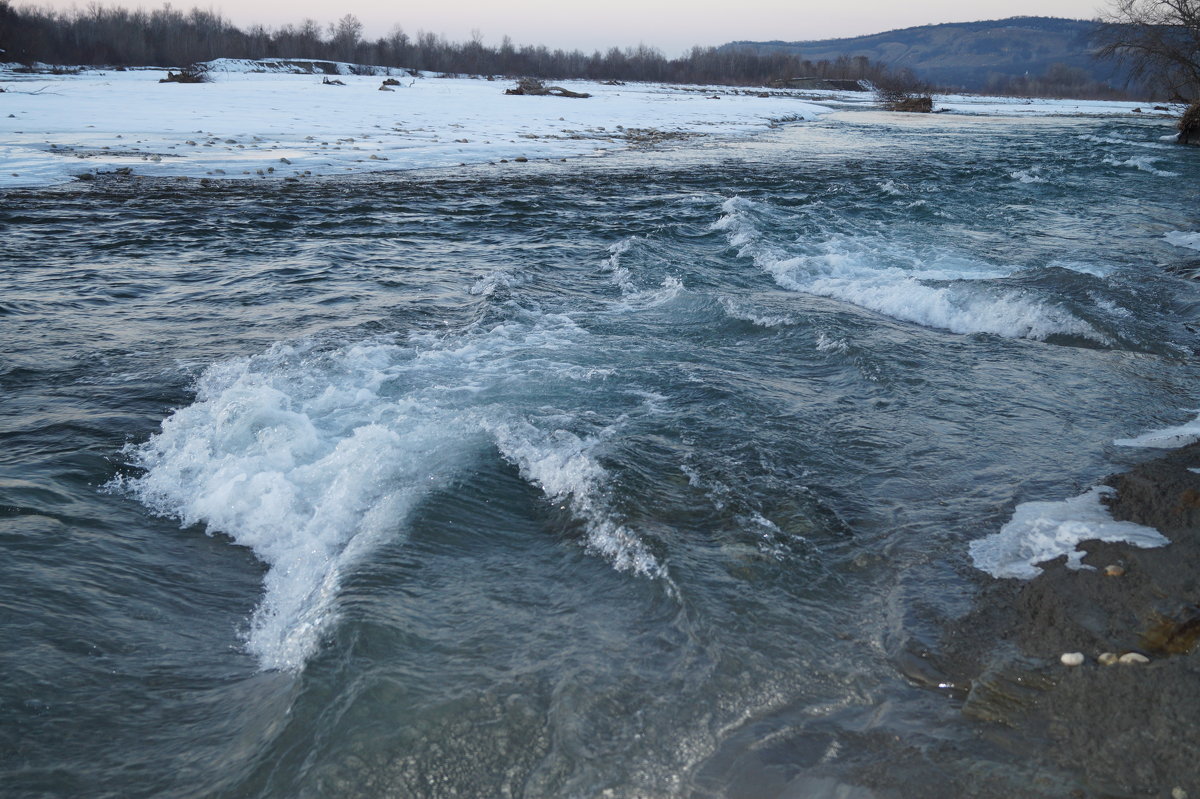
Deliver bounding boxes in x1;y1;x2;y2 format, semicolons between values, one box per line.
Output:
470;268;531;296
717;296;796;328
116;311;665;670
1010;169;1047;184
615;275;685;310
1165;231;1200;252
712;197;1106;342
599;236;638;294
1114;412;1200;448
485;419;664;577
114;339;477;671
814;331;849;353
877;179;904;196
1102;154;1180;177
969;486;1169;579
1088;292;1132;317
1079;133;1172;150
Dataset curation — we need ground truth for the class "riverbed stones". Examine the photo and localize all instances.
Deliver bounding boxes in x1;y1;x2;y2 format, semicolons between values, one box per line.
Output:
1098;652;1119;666
1118;652;1150;664
1060;652;1085;666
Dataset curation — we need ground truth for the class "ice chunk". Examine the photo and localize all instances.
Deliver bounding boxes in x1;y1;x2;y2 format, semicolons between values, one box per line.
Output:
969;486;1168;579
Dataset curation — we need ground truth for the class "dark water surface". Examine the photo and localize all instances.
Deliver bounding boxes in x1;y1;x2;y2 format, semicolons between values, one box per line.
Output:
3;111;1200;798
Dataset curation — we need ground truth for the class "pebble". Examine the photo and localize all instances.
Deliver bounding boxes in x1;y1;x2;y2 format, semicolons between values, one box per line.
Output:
1060;652;1085;666
1118;652;1150;664
1103;564;1126;577
1098;652;1119;666
1172;788;1188;799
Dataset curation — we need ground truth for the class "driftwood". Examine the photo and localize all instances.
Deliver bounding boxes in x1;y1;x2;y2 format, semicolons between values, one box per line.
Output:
504;77;590;98
322;76;346;86
160;66;209;84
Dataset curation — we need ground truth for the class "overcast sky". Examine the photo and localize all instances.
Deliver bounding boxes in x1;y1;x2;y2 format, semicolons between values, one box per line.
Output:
29;0;1107;54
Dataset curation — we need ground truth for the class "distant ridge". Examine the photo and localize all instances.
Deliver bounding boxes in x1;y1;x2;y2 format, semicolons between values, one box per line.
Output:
722;17;1132;93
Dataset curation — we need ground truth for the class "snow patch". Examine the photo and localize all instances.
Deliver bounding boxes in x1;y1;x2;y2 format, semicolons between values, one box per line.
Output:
1114;412;1200;448
0;67;834;188
1165;231;1200;252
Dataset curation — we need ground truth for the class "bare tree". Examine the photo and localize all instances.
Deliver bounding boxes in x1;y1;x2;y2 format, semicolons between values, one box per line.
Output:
330;13;362;63
1097;0;1200;100
872;68;934;112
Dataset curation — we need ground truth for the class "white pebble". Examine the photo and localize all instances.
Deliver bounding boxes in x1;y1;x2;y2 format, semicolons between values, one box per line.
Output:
1098;652;1119;666
1118;652;1150;664
1060;652;1085;666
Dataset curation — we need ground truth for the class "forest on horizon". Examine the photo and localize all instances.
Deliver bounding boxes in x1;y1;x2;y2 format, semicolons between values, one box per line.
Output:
0;1;906;87
0;1;1145;98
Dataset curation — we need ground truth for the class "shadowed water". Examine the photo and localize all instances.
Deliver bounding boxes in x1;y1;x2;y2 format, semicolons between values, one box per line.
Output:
2;111;1199;798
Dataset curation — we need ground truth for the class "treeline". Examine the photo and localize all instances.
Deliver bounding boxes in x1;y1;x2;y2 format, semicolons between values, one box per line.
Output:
0;1;898;86
982;62;1138;99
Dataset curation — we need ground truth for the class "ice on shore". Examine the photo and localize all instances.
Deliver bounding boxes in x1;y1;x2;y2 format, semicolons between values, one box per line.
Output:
1165;231;1200;252
0;60;1163;189
1114;412;1200;448
0;63;831;188
970;486;1169;579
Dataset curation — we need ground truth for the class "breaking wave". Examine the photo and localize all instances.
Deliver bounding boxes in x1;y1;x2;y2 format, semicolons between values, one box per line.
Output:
1102;154;1180;177
711;197;1106;342
114;312;665;671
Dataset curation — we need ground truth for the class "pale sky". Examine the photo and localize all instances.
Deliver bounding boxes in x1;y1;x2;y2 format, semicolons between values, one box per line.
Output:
30;0;1108;55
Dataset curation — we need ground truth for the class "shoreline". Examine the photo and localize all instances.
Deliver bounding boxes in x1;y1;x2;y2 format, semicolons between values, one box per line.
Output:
924;441;1200;797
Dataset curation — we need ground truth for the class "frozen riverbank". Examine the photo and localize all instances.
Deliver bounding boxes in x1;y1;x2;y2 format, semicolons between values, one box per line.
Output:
0;60;1168;189
0;62;836;188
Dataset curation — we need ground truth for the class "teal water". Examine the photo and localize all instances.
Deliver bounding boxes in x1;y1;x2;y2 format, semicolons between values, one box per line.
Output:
2;111;1199;797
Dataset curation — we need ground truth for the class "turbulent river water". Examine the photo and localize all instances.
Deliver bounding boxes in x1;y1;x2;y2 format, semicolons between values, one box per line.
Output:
3;110;1200;798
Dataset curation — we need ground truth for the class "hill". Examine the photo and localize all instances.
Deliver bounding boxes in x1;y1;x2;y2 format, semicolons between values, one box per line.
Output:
722;17;1134;94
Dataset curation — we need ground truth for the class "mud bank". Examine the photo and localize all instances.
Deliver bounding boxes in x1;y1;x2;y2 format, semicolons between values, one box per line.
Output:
929;444;1200;797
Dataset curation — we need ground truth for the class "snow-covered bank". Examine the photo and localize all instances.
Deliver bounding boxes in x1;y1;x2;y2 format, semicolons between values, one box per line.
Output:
1;60;1168;189
0;64;832;188
932;93;1182;118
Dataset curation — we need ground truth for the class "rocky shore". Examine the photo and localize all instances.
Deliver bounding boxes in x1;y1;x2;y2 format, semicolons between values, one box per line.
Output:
929;443;1200;797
